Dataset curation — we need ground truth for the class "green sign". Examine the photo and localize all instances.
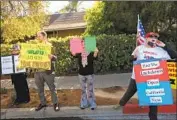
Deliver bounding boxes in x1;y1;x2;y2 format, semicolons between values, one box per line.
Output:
84;36;96;52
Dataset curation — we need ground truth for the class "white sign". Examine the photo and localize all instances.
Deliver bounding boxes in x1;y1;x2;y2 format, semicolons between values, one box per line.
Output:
1;56;13;74
150;97;162;103
147;79;160;87
141;61;160;69
141;68;163;76
14;55;26;73
146;88;165;96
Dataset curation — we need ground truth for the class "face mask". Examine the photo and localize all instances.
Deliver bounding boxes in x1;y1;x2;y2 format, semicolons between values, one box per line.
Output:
147;41;155;47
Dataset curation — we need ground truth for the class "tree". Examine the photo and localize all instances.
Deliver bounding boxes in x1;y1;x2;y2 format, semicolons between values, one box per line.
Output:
84;1;177;35
59;1;83;13
84;1;112;36
1;1;49;43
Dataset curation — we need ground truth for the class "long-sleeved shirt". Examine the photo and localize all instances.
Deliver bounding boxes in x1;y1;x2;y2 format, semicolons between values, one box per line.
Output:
73;52;97;75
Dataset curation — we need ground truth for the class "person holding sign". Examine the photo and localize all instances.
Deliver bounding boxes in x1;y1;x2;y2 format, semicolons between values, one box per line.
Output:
114;32;177;120
11;44;30;105
71;39;98;110
31;31;59;112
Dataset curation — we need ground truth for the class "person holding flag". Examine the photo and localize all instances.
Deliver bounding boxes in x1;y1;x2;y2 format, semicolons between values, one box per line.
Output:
114;15;177;120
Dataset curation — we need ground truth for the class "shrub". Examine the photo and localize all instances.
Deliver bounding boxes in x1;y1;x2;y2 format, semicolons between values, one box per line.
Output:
1;34;176;76
49;34;136;75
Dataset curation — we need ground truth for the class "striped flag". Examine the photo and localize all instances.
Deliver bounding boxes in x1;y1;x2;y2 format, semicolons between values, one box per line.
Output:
136;15;146;46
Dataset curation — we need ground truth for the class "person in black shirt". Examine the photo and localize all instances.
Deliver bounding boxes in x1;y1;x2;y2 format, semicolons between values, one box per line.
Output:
11;44;30;105
71;40;99;110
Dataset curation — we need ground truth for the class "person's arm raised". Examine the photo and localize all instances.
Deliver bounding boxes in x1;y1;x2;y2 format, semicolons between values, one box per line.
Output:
93;47;99;58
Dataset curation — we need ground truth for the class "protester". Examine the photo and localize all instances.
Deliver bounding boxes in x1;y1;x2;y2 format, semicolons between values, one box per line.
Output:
33;31;59;111
71;39;99;110
11;44;30;105
114;32;177;120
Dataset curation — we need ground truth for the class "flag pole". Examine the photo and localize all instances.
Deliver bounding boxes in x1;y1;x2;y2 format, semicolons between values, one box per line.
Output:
136;14;139;47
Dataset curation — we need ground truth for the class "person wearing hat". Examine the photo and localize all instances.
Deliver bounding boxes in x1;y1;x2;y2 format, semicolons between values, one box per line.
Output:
114;32;177;120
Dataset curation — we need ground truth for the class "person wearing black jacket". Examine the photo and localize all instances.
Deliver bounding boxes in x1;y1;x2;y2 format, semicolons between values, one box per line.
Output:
114;32;177;120
11;44;30;105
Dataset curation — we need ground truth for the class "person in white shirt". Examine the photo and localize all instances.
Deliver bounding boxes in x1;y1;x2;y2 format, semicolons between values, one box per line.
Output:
114;32;177;120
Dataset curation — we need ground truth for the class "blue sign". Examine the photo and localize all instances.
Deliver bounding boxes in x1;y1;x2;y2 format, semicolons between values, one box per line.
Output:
136;81;173;106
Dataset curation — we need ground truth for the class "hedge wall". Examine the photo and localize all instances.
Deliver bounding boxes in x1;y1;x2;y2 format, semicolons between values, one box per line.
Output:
50;34;136;75
2;34;176;76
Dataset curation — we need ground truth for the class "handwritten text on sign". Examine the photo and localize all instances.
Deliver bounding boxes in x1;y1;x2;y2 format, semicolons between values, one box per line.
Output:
19;43;51;70
167;62;177;89
134;60;169;83
1;56;13;74
134;59;173;106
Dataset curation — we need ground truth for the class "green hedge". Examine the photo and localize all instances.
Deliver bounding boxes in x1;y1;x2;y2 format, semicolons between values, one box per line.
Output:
2;34;176;76
49;34;136;75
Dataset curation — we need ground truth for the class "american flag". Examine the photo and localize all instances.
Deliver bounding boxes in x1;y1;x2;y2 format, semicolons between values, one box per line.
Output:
136;15;146;46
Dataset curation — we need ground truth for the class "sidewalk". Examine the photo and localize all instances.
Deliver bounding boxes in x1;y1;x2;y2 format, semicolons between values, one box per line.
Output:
1;73;131;90
1;105;176;120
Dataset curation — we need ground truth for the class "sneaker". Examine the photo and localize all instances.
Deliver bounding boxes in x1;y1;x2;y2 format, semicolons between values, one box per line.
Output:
35;104;47;111
91;108;95;110
113;104;122;110
54;103;60;111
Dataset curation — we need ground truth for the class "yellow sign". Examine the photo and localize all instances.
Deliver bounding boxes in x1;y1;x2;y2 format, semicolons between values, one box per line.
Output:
167;62;177;89
18;43;51;70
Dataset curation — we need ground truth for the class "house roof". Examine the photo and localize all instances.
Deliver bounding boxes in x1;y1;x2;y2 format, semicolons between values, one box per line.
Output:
43;12;86;32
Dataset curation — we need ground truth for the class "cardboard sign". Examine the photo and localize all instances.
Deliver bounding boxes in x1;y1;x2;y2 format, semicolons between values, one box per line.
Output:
18;43;51;70
1;55;26;75
167;62;177;89
1;56;13;74
14;55;26;73
133;59;173;106
134;59;169;83
84;36;96;52
136;81;173;106
70;38;83;53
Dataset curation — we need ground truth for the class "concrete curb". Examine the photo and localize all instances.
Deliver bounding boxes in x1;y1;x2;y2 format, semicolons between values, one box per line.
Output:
1;105;176;120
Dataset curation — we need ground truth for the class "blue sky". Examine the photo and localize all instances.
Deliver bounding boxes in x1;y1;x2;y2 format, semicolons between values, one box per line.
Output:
47;1;95;13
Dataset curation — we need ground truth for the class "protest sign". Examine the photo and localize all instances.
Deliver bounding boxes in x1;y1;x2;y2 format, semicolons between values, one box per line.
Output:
18;43;51;70
1;55;26;75
1;56;13;74
14;55;26;73
84;36;96;52
70;38;83;53
167;61;177;89
133;59;173;106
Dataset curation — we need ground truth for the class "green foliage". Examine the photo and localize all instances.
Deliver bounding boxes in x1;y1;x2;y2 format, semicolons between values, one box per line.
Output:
59;1;83;13
49;34;136;75
1;1;49;43
1;44;12;56
1;34;176;76
84;1;177;35
94;34;136;73
49;36;78;75
84;2;112;36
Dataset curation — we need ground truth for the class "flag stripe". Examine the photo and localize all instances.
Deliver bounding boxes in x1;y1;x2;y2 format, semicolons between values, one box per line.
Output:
137;16;146;46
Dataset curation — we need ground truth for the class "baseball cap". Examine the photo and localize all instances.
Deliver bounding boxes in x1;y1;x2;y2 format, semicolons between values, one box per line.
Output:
145;32;159;39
